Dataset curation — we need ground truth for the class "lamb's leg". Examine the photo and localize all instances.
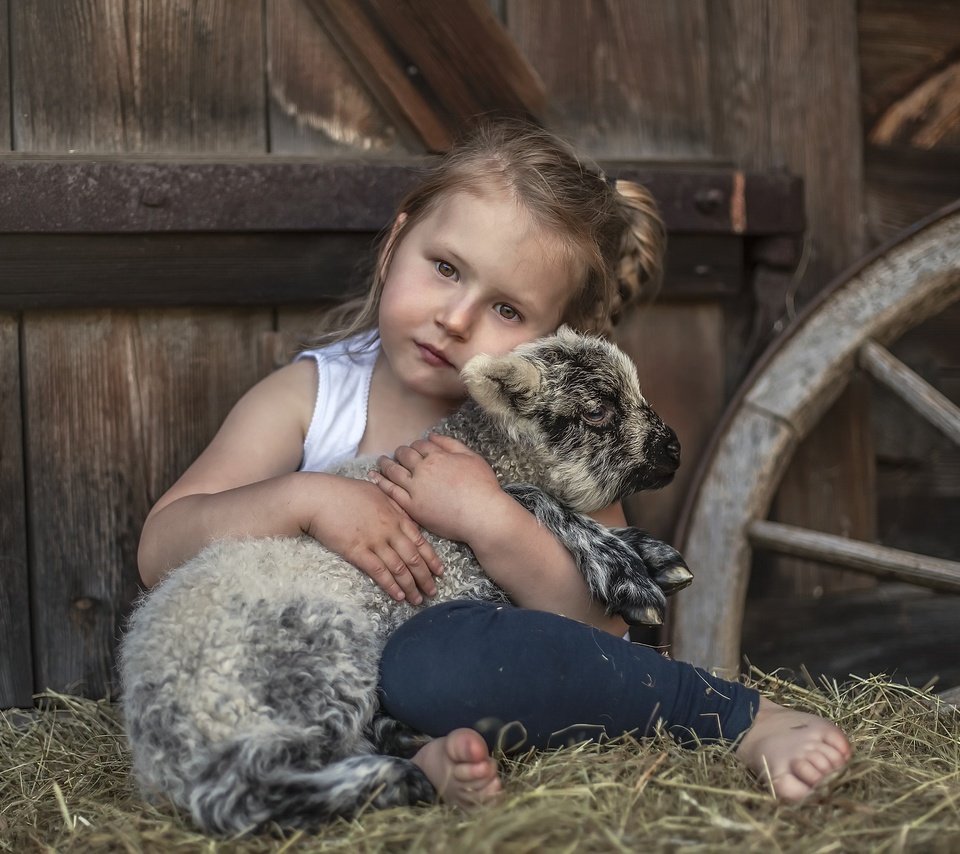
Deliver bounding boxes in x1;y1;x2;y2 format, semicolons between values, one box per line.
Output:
609;527;694;595
503;483;688;626
369;713;432;759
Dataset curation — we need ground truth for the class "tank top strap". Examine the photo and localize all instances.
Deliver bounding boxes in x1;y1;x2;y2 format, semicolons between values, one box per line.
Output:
294;331;379;472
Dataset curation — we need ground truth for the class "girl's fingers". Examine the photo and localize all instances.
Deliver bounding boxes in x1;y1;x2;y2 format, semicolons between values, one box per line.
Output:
394;445;424;469
391;539;437;598
428;433;471;453
408;438;434;455
356;554;406;603
374;546;424;605
377;454;412;481
399;518;444;578
368;470;402;501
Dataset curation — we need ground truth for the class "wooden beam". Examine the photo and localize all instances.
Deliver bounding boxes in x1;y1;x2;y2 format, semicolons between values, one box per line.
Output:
0;158;804;235
303;0;546;152
365;0;546;125
0;232;741;310
749;519;960;593
859;339;960;445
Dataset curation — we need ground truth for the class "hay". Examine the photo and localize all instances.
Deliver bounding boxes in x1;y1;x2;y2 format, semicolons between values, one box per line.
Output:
2;670;958;853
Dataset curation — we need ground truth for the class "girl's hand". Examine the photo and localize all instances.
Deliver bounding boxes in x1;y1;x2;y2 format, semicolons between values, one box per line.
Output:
371;434;507;545
302;476;443;604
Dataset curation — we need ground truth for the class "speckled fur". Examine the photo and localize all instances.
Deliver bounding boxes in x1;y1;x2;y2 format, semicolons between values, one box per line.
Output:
119;327;689;834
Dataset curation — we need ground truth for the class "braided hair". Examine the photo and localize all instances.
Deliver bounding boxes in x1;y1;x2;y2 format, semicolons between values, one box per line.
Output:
310;118;665;346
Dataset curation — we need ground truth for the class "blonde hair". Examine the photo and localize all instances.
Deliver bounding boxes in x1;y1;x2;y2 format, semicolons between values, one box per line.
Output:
310;119;665;347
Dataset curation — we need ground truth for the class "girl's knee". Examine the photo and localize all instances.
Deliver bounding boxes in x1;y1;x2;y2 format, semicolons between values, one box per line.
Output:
379;600;500;694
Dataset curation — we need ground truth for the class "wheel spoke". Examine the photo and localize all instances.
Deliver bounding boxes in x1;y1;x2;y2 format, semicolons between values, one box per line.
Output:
748;519;960;593
859;340;960;445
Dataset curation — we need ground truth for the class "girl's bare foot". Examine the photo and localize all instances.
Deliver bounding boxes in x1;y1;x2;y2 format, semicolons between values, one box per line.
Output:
412;728;502;807
735;696;852;802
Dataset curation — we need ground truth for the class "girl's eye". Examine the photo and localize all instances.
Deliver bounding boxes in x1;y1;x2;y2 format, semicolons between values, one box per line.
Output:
495;303;521;322
582;404;613;426
435;260;459;281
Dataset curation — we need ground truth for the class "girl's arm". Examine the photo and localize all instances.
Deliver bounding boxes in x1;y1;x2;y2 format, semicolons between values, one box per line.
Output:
371;434;629;636
138;361;441;599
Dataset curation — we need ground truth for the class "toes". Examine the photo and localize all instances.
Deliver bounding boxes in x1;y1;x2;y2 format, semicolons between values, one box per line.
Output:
459;779;502;807
453;758;498;783
446;728;490;764
823;727;853;758
796;750;834;777
770;771;813;803
816;741;849;770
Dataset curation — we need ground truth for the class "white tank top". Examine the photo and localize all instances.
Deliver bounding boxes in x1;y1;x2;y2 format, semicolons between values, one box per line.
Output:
294;331;380;472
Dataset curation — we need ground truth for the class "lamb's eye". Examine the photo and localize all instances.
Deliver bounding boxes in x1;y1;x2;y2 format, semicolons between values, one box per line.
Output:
582;404;613;426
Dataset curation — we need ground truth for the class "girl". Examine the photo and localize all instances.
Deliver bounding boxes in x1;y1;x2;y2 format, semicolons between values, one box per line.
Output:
138;119;851;810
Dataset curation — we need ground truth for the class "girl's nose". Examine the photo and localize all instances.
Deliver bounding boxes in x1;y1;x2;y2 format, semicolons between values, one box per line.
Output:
435;298;475;339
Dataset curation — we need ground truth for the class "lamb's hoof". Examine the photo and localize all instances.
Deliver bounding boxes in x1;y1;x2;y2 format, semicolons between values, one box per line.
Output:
619;604;663;626
654;564;694;594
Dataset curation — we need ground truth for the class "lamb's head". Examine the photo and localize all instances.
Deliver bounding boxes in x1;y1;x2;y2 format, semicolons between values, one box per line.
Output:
461;326;681;512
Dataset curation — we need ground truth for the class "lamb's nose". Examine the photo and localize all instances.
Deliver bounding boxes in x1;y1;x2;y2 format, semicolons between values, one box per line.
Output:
664;428;681;464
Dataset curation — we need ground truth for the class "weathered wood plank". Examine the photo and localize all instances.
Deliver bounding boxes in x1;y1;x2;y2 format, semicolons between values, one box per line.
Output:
864;145;960;246
859;0;960;136
747;216;960;437
741;586;960;691
301;0;450;151
303;0;546;152
507;0;712;159
709;0;872;602
12;1;273;700
873;303;960;562
859;1;960;245
266;0;403;155
0;232;741;310
616;303;726;541
749;520;960;592
763;0;865;291
10;0;265;153
0;233;375;309
23;310;271;697
860;340;960;445
706;0;772;167
0;0;9;152
0;313;32;707
672;407;795;677
0;159;804;235
364;0;546;124
0;160;423;232
765;376;877;597
673;205;960;674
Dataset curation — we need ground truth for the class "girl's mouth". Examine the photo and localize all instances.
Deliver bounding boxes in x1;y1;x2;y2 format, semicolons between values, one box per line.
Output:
416;343;454;368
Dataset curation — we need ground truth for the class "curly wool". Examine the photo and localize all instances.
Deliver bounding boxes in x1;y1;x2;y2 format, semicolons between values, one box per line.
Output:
119;327;683;835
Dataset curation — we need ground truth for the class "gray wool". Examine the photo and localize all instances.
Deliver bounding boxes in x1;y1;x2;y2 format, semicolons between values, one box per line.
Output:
119;326;680;835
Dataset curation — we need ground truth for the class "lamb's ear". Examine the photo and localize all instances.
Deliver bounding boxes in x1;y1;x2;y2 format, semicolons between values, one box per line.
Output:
461;353;542;417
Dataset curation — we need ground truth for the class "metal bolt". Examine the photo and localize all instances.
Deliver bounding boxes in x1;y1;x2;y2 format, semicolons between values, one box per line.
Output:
140;188;168;208
693;188;725;215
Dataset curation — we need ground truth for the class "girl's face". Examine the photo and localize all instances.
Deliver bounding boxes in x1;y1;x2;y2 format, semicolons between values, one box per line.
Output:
378;187;580;404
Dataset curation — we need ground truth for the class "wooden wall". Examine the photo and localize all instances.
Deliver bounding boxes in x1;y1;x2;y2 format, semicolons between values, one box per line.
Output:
859;0;960;565
1;0;956;704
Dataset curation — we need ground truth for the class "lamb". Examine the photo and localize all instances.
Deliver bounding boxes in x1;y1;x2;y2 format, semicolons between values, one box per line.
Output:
119;327;693;835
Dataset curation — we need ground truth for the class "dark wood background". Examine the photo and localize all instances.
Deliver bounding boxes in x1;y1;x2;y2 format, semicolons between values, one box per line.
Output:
1;0;957;707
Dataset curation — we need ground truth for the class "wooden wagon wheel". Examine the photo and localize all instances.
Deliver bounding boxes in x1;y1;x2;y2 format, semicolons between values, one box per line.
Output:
671;200;960;687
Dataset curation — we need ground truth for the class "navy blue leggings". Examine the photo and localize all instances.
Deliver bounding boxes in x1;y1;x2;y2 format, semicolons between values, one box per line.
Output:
378;600;760;752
